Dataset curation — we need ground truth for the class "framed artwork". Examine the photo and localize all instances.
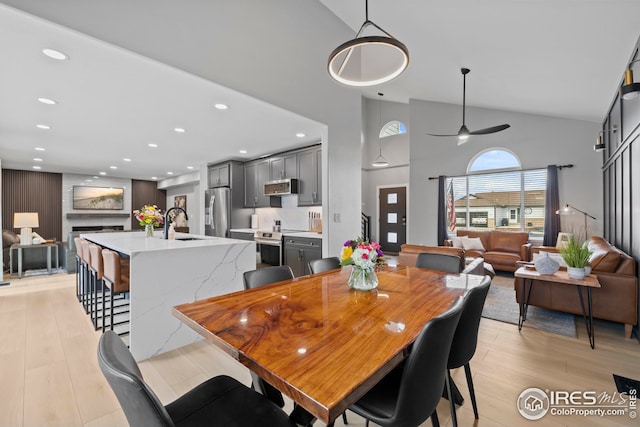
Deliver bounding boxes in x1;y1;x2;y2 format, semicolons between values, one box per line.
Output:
174;195;187;211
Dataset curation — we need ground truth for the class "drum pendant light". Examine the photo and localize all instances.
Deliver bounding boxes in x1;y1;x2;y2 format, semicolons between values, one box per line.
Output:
328;0;409;87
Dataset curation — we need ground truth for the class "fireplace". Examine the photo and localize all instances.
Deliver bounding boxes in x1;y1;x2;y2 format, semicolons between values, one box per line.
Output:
72;225;124;232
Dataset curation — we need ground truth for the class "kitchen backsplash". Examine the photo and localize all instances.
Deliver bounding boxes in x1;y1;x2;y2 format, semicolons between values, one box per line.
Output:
255;196;321;231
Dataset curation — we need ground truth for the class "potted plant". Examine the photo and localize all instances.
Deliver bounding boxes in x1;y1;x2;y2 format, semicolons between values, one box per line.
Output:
559;236;592;279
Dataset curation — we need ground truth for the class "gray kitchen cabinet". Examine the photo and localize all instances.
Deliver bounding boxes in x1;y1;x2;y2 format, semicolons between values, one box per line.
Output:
245;159;280;208
297;146;322;206
269;153;297;180
208;163;230;187
284;236;322;277
229;231;254;241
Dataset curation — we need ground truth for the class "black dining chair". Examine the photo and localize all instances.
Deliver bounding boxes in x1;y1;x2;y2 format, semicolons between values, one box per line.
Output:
445;275;492;427
242;265;295;409
97;330;297;427
345;296;464;427
243;265;294;290
416;252;462;273
308;257;341;274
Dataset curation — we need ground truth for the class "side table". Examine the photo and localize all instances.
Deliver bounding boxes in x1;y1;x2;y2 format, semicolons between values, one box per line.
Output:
9;243;60;279
514;267;601;349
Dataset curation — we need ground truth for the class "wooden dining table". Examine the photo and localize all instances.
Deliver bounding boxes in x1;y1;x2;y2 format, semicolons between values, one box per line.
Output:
172;265;487;424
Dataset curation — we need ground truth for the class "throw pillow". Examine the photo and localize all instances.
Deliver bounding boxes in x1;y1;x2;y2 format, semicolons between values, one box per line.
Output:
450;236;463;248
461;236;485;251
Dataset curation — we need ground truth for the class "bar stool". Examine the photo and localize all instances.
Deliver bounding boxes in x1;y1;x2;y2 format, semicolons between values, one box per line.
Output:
101;249;130;335
78;239;92;314
88;243;105;330
73;237;85;304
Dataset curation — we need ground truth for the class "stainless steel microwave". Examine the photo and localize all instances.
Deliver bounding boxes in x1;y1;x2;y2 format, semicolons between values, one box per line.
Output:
264;178;299;195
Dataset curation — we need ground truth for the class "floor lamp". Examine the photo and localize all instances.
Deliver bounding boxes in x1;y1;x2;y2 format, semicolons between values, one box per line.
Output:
556;204;595;237
13;212;39;245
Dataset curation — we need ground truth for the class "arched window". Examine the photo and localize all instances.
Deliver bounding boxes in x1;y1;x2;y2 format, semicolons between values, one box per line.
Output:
446;148;546;239
379;120;407;138
468;148;520;173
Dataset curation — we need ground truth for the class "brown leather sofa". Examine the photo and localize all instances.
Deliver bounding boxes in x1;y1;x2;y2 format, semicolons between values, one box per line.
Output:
445;230;531;272
398;244;491;277
516;236;638;338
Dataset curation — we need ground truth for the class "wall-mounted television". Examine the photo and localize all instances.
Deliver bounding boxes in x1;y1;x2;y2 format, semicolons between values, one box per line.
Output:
73;186;124;210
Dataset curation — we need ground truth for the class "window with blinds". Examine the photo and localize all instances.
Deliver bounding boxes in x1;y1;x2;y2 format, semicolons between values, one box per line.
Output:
446;151;547;238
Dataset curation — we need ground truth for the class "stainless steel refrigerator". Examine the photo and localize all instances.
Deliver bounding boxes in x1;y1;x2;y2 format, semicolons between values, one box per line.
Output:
205;186;251;237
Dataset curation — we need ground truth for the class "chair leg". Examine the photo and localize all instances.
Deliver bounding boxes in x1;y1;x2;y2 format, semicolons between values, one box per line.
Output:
445;369;458;427
342;411;348;424
102;282;107;333
431;410;440;427
464;363;479;419
110;286;115;332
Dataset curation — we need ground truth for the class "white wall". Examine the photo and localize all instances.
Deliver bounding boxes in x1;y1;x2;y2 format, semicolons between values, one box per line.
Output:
408;99;601;245
4;0;363;257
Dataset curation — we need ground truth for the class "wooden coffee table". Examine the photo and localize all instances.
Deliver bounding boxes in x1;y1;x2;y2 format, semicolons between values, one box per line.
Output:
514;267;601;349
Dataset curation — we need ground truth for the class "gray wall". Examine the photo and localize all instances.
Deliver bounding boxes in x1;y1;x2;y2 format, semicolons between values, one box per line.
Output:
4;0;363;257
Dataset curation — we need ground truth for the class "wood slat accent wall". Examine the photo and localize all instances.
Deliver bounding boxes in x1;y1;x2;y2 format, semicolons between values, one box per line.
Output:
131;179;167;230
600;37;640;338
1;169;63;241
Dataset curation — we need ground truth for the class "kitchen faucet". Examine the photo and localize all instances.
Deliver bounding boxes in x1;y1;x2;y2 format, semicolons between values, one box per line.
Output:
164;207;188;239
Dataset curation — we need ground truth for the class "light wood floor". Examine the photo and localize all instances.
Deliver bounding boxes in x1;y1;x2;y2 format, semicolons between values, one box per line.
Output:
1;272;638;427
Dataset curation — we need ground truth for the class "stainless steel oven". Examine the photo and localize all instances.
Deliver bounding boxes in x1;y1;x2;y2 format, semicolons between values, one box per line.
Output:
254;230;283;267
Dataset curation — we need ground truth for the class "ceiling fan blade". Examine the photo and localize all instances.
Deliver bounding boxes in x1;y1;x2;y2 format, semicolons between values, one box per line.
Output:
469;124;510;135
426;132;460;137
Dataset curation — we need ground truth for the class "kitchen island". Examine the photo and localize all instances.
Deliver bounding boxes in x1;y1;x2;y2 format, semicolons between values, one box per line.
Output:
82;231;255;361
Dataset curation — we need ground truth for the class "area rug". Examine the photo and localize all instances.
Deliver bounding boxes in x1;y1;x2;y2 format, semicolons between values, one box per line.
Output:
482;273;577;338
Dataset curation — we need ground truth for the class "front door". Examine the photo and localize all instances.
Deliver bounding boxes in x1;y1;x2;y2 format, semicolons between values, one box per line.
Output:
379;186;407;254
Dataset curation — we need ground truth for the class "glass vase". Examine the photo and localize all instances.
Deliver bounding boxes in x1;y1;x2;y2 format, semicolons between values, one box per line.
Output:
145;224;154;238
348;266;378;291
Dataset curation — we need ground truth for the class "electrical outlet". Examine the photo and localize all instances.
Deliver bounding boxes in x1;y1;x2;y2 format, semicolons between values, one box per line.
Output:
333;213;341;223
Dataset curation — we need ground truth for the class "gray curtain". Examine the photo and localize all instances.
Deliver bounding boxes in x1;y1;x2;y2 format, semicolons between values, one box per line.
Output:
542;165;560;246
437;176;447;245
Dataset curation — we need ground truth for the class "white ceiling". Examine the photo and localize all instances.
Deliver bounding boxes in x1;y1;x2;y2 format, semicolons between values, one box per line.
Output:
1;1;640;181
320;0;640;119
0;5;325;181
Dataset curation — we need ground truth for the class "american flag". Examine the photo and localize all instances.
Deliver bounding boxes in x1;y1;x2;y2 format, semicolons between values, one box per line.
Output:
447;180;456;231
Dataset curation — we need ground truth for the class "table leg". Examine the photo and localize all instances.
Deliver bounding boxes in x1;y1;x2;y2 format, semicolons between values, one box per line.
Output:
46;246;52;274
576;285;595;349
519;278;533;330
18;247;23;279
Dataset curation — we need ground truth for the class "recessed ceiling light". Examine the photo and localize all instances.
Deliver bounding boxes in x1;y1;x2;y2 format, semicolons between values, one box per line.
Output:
214;103;228;110
35;147;45;151
151;176;158;180
36;124;51;130
148;143;158;148
187;166;194;170
99;172;107;175
167;171;174;175
32;166;41;170
174;127;186;133
110;166;118;169
296;133;306;138
93;176;99;179
42;48;69;60
123;158;132;162
239;149;248;154
33;158;43;162
37;97;57;105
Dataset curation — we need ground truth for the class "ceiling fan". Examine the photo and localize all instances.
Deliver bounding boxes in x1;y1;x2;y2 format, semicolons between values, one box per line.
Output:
427;68;510;145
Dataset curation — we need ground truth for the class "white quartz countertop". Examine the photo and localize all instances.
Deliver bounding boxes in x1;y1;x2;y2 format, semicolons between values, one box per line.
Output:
283;231;322;239
229;228;322;239
81;231;247;255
